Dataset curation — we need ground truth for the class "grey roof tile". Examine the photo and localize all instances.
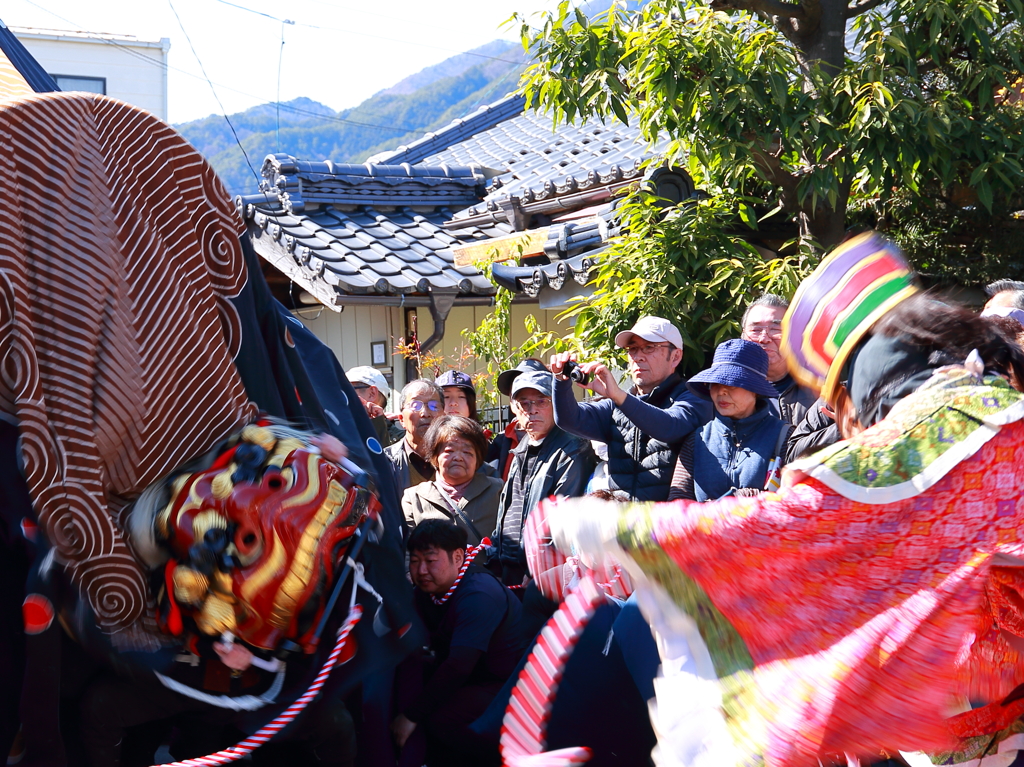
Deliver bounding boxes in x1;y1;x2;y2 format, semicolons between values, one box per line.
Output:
411;101;669;220
369;95;528;166
241;154;499;300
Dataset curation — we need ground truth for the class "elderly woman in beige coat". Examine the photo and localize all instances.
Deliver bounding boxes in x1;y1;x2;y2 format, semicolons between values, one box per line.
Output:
402;415;502;545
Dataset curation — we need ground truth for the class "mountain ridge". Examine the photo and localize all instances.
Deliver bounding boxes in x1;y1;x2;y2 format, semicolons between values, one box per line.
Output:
177;40;527;195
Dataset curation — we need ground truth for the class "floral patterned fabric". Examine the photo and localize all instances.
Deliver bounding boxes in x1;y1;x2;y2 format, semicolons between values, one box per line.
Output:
790;368;1024;503
547;368;1024;767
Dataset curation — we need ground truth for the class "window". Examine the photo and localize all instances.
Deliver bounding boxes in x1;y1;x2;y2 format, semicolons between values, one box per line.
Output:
51;75;106;95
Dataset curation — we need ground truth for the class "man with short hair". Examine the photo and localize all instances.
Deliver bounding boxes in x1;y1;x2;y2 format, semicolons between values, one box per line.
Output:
492;371;595;586
385;379;443;494
346;365;403;447
550;316;712;501
984;279;1024;311
392;520;528;766
740;293;817;427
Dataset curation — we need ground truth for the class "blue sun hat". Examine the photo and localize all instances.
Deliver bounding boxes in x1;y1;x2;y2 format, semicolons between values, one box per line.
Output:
688;339;778;399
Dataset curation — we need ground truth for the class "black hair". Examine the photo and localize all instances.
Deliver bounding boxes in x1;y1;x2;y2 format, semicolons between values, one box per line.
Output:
407;518;468;555
856;293;1024;421
442;384;480;422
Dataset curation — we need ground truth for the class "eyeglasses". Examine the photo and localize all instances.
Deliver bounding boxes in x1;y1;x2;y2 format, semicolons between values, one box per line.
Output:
351;383;369;390
744;322;783;340
406;400;441;413
625;343;674;358
514;397;551;412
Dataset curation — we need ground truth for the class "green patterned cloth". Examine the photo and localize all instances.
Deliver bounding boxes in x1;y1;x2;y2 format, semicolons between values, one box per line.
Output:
791;367;1024;504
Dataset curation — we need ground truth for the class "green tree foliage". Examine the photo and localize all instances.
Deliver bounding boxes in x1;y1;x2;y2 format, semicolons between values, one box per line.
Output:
505;0;1024;358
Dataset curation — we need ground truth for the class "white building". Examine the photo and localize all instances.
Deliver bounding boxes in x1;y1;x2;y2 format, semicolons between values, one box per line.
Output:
11;27;169;121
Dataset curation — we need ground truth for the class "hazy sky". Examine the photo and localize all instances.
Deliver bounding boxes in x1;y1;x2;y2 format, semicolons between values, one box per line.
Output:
5;0;559;124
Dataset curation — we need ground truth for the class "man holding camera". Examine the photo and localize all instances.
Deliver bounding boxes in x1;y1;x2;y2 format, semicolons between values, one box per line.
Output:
549;316;712;502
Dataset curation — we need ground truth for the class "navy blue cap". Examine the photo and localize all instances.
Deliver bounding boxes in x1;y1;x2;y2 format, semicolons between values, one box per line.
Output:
436;370;475;391
510;370;554;399
687;339;778;399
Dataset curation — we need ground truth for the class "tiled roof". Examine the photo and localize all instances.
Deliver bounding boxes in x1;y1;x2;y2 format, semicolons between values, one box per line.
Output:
369;95;527;167
414;101;671;222
238;154;508;306
240;100;693;305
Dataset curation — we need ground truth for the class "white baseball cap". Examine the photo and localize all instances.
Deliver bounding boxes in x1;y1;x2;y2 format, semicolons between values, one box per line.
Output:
346;366;390;398
614;316;683;350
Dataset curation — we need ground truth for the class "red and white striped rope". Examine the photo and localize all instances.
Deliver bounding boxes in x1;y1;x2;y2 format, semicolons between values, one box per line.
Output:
500;573;604;766
431;543;484;605
152;604;363;767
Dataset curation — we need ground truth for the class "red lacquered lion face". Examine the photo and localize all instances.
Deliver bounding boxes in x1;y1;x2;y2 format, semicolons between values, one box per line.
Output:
157;425;374;650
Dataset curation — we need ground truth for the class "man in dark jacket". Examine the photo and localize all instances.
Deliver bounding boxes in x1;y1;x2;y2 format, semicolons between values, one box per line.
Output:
493;371;595;586
740;294;818;428
385;379;443;496
550;317;712;502
393;521;529;767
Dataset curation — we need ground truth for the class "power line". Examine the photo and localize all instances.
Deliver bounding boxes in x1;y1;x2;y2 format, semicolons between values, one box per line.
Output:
209;0;523;64
15;0;523;133
15;0;442;133
167;0;261;185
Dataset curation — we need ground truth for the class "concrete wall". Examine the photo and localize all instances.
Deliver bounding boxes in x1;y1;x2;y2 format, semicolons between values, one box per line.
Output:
13;28;169;121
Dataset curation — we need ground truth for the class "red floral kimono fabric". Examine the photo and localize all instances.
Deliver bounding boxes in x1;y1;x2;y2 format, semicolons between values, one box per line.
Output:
563;411;1024;765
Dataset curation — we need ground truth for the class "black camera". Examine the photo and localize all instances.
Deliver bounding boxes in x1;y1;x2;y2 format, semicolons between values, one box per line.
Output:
562;360;592;385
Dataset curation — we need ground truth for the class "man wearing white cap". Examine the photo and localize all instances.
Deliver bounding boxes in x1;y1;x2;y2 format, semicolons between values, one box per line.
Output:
346;365;403;447
550;316;712;501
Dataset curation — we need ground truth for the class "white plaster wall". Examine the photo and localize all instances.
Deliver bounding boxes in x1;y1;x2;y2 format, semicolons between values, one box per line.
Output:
13;30;169;121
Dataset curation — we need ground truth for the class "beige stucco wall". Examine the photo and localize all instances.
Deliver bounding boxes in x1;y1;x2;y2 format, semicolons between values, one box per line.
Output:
414;302;575;398
294;304;405;409
13;28;170;121
291;301;574;410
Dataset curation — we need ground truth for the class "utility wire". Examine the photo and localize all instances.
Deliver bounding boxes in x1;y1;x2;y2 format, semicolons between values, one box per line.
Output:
209;0;523;64
17;0;437;133
276;18;294;152
167;0;261;185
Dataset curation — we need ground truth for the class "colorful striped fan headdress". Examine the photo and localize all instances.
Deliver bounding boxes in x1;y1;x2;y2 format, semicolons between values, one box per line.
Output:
780;231;919;405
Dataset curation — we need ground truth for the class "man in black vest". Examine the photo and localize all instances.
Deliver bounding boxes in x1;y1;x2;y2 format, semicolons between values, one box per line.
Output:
550;316;712;501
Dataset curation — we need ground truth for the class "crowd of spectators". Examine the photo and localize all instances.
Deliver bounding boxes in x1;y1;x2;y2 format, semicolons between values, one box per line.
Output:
209;287;990;767
365;300;836;765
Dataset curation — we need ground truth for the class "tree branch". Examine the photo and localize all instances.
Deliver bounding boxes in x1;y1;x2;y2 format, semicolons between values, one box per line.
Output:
744;136;801;208
845;0;886;19
710;0;810;20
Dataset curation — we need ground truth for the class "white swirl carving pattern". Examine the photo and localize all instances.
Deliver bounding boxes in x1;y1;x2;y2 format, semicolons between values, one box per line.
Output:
0;92;257;629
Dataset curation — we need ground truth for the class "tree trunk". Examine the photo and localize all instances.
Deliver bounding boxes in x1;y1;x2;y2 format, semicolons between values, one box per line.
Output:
800;197;848;248
792;0;848;75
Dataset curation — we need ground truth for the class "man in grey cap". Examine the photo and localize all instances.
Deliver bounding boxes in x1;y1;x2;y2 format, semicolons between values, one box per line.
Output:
492;370;595;586
550;316;711;502
485;358;548;480
346;365;403;447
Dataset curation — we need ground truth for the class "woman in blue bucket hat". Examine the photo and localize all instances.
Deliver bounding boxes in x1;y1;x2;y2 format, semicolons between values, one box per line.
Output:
669;339;790;501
